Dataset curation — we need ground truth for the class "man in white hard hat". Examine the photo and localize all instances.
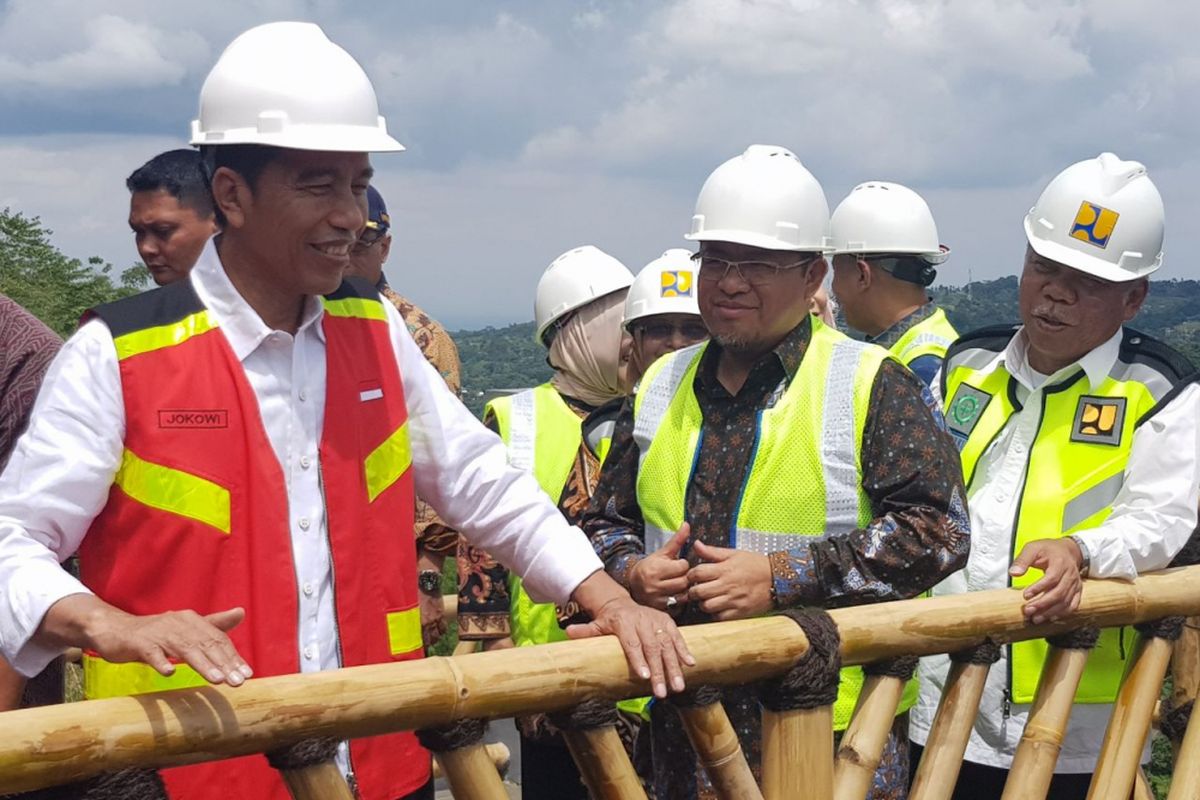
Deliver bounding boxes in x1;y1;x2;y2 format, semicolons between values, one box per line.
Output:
623;248;709;387
909;153;1200;799
456;245;636;798
0;23;691;800
584;145;970;799
830;182;957;388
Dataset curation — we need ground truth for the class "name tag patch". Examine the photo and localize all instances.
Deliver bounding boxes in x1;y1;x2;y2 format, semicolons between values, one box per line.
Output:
1071;396;1126;446
158;409;229;429
360;388;384;402
945;384;992;441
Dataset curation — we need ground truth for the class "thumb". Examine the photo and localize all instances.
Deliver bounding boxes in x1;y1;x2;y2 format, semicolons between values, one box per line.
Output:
658;522;691;559
205;607;246;632
692;539;732;562
1010;544;1043;576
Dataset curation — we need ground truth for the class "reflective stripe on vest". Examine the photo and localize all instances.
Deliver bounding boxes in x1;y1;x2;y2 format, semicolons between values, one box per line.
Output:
890;307;958;367
633;319;909;730
944;332;1180;704
112;310;217;361
386;607;423;656
114;448;231;534
364;421;412;502
83;652;209;699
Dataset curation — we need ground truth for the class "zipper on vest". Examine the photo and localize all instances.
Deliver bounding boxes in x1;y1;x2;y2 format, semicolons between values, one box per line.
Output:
318;461;358;794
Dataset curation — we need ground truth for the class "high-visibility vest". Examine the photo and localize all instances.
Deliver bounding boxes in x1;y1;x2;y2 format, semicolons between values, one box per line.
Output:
890;307;958;367
81;278;426;800
633;318;913;730
485;383;583;649
942;324;1195;704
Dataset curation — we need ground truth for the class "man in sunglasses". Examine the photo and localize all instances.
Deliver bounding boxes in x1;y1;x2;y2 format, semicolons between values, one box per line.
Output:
829;182;957;389
583;145;969;798
623;248;709;387
345;186;462;654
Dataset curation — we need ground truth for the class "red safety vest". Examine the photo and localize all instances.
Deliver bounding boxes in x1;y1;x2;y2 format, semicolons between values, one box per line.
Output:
80;279;429;799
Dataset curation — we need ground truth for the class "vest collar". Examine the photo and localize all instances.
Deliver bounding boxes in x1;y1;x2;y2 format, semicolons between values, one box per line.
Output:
1002;326;1122;393
866;300;937;349
191;238;327;362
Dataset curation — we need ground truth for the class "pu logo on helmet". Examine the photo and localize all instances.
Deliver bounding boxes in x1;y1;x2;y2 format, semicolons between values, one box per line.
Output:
1069;201;1120;249
661;270;694;298
1071;396;1126;446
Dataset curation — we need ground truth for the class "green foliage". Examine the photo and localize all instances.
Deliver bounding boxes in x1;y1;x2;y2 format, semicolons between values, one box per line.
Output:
451;321;553;416
0;208;148;338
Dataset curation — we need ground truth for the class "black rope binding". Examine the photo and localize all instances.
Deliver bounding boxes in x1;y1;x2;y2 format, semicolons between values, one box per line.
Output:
665;684;724;709
1135;616;1186;642
265;737;342;771
948;639;1002;666
757;608;842;712
862;655;918;681
548;697;619;731
1045;626;1101;651
4;769;168;800
415;717;488;753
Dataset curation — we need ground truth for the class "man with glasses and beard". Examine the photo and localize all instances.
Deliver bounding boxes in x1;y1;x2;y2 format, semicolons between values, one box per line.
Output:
584;145;970;799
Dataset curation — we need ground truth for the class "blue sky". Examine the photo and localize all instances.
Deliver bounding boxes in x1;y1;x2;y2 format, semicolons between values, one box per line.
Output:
1;0;1198;329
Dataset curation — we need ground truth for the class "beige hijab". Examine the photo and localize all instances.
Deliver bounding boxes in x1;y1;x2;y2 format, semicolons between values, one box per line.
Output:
547;289;628;407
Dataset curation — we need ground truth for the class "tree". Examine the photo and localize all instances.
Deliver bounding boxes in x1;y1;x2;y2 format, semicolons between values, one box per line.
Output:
0;208;147;338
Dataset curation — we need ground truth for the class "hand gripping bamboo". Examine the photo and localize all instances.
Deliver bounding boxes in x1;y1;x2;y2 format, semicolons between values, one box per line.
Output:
833;656;917;800
1000;628;1099;800
909;640;1001;800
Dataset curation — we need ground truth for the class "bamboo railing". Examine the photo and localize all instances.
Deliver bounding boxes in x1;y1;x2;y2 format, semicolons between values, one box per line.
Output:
4;567;1200;798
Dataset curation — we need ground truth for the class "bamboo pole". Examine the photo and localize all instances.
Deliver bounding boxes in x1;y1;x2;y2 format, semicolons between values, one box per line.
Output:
1167;694;1200;800
833;675;906;800
562;726;647;800
763;705;832;800
434;745;510;800
431;741;510;780
5;568;1200;793
910;643;999;800
277;762;356;800
1087;630;1178;800
676;700;764;800
1133;767;1155;800
1000;643;1093;799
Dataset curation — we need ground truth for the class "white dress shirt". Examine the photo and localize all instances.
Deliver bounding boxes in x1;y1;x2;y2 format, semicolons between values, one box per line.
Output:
0;240;603;678
910;327;1200;771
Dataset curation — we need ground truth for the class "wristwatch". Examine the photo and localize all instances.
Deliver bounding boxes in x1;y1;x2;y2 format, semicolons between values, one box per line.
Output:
417;569;442;594
1068;535;1091;578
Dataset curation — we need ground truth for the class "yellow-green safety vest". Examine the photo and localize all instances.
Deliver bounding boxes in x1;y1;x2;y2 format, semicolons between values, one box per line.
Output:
890;307;958;367
942;325;1195;704
486;383;648;718
633;318;914;730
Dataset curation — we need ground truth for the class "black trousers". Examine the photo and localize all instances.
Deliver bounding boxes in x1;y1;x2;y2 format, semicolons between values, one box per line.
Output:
908;744;1091;800
520;732;590;799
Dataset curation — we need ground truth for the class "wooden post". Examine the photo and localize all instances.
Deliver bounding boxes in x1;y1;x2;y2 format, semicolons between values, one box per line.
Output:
1088;618;1184;800
1000;629;1099;800
833;657;916;800
1167;692;1200;800
431;741;510;780
1132;767;1155;800
551;698;646;800
265;738;355;800
7;568;1200;794
418;718;509;800
674;688;763;800
909;641;1001;800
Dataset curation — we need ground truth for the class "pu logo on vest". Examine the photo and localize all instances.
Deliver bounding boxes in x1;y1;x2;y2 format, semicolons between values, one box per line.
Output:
945;384;992;441
1069;201;1120;249
158;409;229;429
1071;396;1126;446
660;270;694;298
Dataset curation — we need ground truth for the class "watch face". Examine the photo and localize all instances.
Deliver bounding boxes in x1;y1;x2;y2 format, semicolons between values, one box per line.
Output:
418;571;442;593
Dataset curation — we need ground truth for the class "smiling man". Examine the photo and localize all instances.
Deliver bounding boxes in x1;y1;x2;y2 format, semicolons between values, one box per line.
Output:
909;153;1200;799
0;22;690;800
584;145;969;799
127;149;218;286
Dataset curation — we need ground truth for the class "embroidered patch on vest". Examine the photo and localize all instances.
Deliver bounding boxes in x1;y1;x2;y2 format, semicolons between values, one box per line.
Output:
1071;396;1126;446
945;384;992;439
157;409;229;429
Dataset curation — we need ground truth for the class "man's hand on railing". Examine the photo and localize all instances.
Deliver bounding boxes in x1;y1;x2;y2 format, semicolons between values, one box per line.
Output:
566;570;695;699
628;523;691;612
1010;538;1085;625
37;594;253;687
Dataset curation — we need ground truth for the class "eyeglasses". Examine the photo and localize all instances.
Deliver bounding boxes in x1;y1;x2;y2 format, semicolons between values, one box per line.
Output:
352;227;387;254
633;320;709;343
691;251;823;287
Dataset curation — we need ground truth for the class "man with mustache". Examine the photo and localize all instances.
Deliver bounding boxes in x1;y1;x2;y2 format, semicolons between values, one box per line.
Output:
584;145;970;799
909;153;1200;799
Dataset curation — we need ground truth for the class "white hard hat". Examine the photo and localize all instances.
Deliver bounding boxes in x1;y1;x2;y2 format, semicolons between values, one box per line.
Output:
1024;153;1164;282
686;145;832;252
830;182;948;264
190;22;404;152
534;245;635;345
624;249;702;329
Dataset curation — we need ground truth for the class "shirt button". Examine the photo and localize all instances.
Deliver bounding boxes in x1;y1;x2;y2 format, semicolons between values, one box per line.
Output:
298;517;311;531
300;456;312;470
299;390;308;402
303;645;316;661
302;582;314;597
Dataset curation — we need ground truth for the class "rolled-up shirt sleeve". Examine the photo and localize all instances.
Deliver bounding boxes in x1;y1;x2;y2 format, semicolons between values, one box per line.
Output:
387;303;601;605
1070;381;1200;580
0;321;125;674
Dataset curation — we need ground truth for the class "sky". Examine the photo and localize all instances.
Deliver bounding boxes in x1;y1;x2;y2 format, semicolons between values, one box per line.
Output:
1;0;1198;329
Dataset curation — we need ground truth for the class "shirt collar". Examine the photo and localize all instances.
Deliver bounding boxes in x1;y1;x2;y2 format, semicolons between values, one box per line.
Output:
698;314;812;392
189;237;326;362
1002;325;1122;392
866;301;936;349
